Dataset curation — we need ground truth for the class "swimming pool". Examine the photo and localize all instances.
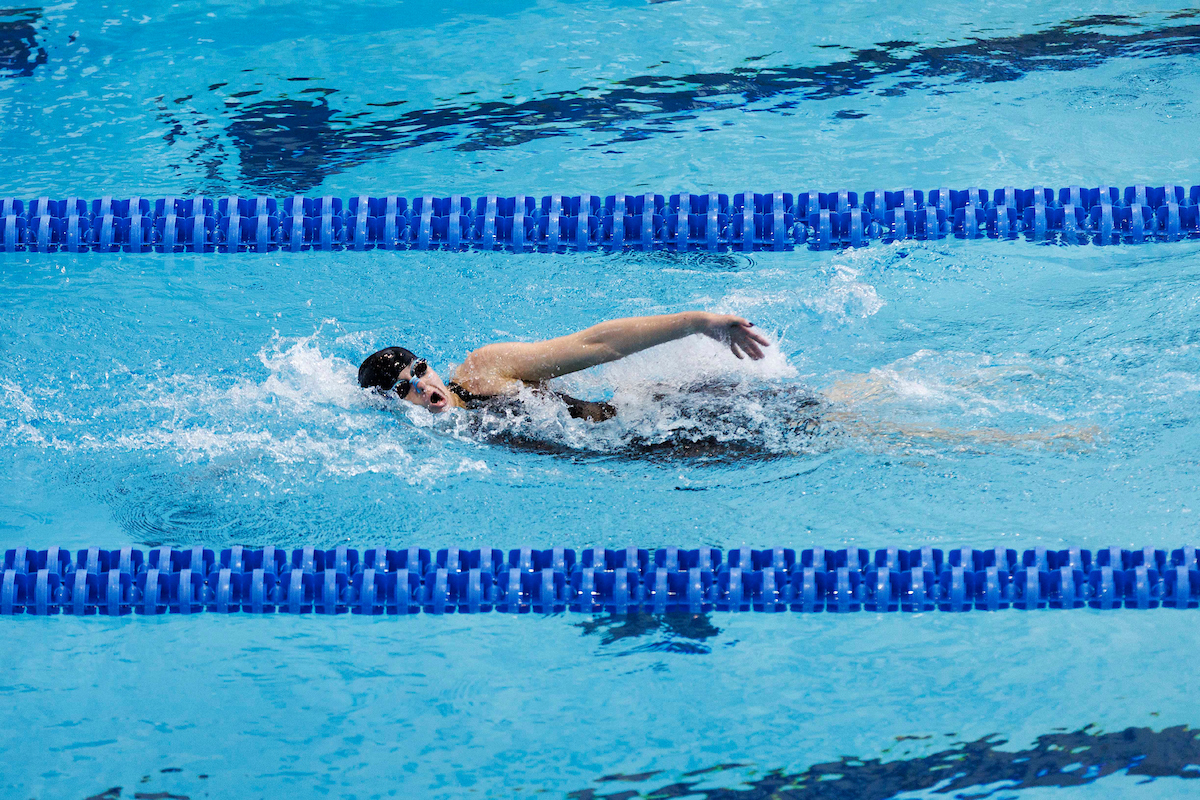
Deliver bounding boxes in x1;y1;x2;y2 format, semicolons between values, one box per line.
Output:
4;1;1200;797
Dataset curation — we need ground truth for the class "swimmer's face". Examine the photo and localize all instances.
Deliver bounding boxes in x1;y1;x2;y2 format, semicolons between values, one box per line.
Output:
396;361;453;413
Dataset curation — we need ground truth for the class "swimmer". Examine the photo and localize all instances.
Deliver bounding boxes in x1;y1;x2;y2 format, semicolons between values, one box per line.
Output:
357;311;769;420
358;312;1097;455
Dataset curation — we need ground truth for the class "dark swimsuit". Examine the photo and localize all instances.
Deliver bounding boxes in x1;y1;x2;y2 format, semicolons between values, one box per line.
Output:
447;382;617;422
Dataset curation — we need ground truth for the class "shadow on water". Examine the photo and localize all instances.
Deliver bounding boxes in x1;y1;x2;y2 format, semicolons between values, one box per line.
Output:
577;612;721;655
569;725;1200;799
210;12;1200;192
0;8;45;77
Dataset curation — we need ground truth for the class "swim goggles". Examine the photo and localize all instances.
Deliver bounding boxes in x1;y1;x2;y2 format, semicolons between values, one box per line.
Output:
391;359;428;398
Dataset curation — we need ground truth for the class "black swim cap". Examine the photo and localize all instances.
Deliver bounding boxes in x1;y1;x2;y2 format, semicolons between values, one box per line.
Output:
358;346;418;392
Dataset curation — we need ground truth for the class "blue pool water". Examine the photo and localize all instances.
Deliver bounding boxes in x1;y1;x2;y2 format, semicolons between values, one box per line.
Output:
4;1;1200;797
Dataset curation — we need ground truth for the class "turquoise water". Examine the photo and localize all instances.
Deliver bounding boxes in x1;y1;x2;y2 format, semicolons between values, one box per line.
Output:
4;1;1200;798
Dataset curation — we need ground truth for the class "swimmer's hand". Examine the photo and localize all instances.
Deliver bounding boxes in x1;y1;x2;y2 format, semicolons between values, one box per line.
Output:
700;314;770;360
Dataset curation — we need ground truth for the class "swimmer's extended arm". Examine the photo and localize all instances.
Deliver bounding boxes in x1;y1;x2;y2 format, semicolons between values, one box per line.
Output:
455;311;769;393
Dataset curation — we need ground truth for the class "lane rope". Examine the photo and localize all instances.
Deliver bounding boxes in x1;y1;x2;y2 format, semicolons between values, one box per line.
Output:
1;186;1196;253
2;544;1195;615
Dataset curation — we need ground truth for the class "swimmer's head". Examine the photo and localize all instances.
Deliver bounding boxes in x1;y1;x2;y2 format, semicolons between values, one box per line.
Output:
358;346;454;413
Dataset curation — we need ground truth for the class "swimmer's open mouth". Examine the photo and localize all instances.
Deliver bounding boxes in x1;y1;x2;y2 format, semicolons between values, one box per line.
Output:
428;389;446;407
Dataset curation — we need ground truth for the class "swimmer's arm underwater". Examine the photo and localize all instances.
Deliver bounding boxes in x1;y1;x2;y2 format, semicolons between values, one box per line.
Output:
820;374;1103;449
454;311;769;395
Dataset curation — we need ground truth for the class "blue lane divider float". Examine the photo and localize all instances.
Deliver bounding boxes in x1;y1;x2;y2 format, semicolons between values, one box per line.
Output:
2;545;1197;615
1;185;1198;253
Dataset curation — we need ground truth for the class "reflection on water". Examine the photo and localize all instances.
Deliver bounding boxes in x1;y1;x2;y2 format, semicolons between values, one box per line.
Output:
577;612;721;656
212;13;1200;191
0;8;45;78
570;725;1200;799
225;97;346;195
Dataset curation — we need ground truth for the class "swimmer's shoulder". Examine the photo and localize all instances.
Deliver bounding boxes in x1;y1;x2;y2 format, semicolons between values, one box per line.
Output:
453;345;526;397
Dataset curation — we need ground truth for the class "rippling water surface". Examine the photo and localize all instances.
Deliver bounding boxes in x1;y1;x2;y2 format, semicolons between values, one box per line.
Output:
2;1;1200;798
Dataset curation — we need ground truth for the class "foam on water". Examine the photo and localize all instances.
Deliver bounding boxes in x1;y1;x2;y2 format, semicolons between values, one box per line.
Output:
0;326;488;487
2;317;823;488
0;276;1104;488
61;270;882;472
801;248;889;322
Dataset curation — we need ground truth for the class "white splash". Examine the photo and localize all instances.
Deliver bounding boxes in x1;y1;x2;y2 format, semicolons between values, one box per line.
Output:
805;262;886;321
2;329;498;487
